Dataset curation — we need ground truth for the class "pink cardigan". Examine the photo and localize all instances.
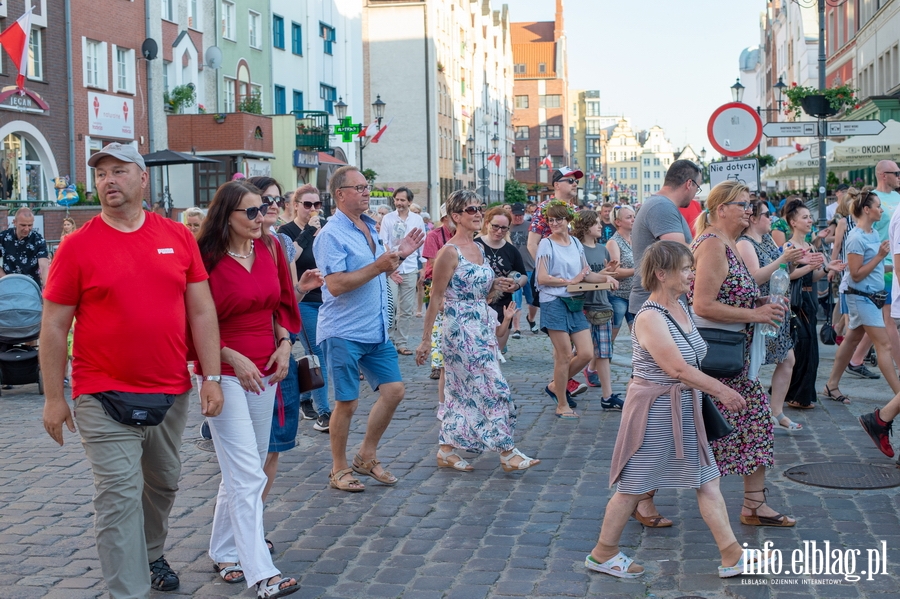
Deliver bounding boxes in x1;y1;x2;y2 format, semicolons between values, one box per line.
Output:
608;376;713;487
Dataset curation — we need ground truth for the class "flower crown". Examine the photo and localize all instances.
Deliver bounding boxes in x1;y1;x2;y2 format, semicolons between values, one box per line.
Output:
542;200;576;220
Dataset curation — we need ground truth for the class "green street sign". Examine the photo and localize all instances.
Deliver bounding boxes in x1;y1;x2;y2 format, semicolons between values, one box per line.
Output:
333;117;362;143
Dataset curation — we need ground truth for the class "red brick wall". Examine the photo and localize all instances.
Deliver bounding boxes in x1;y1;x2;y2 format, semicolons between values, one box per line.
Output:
167;113;274;154
511;79;569;186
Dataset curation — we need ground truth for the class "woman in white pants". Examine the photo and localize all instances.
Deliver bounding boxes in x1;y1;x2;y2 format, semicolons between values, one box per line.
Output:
195;180;302;599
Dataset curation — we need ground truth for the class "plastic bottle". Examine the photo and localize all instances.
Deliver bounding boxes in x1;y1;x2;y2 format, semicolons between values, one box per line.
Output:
760;264;790;338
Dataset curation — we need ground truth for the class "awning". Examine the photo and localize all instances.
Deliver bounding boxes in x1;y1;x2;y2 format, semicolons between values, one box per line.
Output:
763;141;835;180
318;152;347;165
825;119;900;168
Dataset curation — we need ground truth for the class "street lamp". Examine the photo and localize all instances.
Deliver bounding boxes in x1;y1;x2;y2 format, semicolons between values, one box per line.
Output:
334;97;347;120
491;133;499;203
731;78;745;103
358;94;387;172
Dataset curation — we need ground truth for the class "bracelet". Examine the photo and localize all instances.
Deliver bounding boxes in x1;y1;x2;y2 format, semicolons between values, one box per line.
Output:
278;337;291;346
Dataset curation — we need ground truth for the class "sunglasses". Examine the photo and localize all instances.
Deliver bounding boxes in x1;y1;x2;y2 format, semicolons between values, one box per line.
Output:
557;178;577;185
458;205;485;215
233;204;270;220
262;195;285;208
300;201;322;209
490;223;509;232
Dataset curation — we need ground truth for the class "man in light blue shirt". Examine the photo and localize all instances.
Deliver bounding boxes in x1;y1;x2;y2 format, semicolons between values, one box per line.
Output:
313;166;424;492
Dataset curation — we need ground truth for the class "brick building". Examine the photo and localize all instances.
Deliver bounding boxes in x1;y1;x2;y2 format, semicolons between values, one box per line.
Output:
511;0;569;201
0;0;71;206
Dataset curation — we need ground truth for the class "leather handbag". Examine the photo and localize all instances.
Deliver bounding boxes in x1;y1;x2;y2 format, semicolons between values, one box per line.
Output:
701;393;735;442
296;328;325;393
695;328;745;379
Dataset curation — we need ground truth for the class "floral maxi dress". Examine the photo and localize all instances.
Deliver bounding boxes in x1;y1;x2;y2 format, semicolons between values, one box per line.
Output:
440;244;517;453
688;233;774;476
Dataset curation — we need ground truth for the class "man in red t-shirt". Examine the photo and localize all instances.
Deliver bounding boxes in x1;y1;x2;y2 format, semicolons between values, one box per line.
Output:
41;143;224;599
678;198;703;238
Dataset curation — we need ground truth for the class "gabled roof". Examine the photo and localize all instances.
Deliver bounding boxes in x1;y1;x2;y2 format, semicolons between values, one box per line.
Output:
511;22;554;44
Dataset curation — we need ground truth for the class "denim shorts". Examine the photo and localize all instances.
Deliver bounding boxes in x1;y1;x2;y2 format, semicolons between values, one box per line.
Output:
846;292;885;329
609;295;635;328
324;338;402;401
540;297;589;334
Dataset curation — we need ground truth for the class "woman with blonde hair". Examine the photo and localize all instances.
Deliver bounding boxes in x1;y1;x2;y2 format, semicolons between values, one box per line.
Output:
59;217;77;244
184;207;204;239
689;181;795;528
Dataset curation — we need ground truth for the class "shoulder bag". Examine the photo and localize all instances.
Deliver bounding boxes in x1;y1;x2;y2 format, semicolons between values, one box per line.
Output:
296;327;325;393
694;327;745;379
648;306;735;442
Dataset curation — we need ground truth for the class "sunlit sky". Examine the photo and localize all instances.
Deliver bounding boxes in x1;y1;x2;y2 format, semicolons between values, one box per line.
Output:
507;0;765;158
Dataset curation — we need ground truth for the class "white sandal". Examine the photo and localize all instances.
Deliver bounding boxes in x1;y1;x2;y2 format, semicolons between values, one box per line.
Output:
584;552;644;578
256;574;299;599
500;448;540;472
437;448;473;471
719;551;775;578
772;413;802;431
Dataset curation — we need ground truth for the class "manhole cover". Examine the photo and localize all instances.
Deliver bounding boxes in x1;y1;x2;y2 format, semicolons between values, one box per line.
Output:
784;462;900;489
195;439;215;453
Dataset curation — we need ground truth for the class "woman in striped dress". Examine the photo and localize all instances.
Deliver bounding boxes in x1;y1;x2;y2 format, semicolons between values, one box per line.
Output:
586;241;758;579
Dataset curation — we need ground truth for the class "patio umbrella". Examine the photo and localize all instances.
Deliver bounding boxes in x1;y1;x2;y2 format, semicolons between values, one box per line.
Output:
141;150;220;213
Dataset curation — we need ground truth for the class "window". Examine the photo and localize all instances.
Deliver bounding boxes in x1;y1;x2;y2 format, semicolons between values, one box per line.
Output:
630;167;638;179
293;90;303;113
610;168;617;179
222;1;235;40
320;23;335;55
643;158;650;165
653;157;660;165
162;0;174;21
586;101;600;116
588;157;601;171
115;47;135;93
516;156;530;170
320;84;336;113
514;95;528;109
654;171;661;179
195;157;233;207
644;184;651;193
654;184;661;192
274;86;286;114
551;156;562;169
539;125;561;138
538;63;546;73
188;0;199;29
84;39;106;89
249;11;261;48
586;121;601;135
587;139;601;153
539;95;561;108
515;126;529;140
291;23;302;55
273;15;284;49
28;28;42;80
223;76;235;111
162;60;171;92
513;63;525;74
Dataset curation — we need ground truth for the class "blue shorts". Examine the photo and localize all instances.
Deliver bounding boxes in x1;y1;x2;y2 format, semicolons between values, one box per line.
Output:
324;338;402;401
513;270;535;308
885;273;893;305
840;292;848;315
540;297;589;335
846;292;885;329
590;321;613;359
609;295;635;328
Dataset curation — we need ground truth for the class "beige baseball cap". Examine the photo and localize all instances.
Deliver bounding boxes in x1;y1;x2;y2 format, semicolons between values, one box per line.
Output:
88;143;146;171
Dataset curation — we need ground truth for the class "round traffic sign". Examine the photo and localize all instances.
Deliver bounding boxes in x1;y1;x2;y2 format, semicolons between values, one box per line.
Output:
707;102;763;158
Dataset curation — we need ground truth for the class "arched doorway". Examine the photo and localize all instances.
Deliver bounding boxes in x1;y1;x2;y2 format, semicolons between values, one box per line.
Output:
1;133;47;203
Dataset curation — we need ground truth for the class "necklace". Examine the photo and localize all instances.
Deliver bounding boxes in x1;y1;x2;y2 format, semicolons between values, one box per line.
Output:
226;243;254;259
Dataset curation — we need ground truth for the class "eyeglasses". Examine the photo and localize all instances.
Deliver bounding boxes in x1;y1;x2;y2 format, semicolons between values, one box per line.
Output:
725;201;751;210
547;217;568;225
300;201;322;209
885;171;900;177
690;180;702;193
490;224;509;232
759;211;771;218
338;184;373;194
233;204;270;220
458;205;485;215
557;178;577;185
262;195;285;208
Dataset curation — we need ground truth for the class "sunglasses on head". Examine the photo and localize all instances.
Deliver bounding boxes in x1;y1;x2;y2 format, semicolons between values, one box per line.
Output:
459;205;485;215
301;200;322;209
262;195;285;208
233;204;270;220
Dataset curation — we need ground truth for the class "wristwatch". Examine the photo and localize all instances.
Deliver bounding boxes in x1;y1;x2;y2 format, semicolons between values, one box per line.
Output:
203;375;222;383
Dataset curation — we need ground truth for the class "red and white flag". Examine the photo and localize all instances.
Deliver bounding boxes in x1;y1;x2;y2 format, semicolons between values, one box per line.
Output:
358;121;379;138
370;117;393;143
0;8;32;90
492;153;501;167
540;154;552;168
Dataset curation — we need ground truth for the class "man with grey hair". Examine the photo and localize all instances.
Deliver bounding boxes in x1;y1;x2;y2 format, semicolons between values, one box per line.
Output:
0;206;50;287
313;166;424;492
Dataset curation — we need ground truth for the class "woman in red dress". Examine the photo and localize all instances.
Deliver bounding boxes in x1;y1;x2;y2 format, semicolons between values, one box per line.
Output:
195;180;302;599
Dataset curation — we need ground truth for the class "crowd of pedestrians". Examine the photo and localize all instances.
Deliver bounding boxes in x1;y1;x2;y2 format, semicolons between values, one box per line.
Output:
33;142;900;596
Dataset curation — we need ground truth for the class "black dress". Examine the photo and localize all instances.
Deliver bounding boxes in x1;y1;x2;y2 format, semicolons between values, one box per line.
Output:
786;269;818;406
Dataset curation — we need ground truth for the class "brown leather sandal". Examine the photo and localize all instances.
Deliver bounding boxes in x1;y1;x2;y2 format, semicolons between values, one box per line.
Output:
329;467;365;492
352;454;398;485
632;491;672;528
740;488;795;527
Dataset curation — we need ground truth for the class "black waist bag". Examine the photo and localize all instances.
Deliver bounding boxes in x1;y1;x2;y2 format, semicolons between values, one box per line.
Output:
94;391;175;427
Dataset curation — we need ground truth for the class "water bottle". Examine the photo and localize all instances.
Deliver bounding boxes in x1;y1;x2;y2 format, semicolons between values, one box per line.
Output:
760;264;790;338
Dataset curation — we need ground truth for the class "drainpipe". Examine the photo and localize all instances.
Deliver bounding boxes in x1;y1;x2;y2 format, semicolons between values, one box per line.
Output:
145;0;156;202
64;0;76;183
423;4;433;214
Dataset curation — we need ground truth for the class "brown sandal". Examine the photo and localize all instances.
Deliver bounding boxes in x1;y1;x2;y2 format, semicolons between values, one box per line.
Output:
786;400;814;410
329;467;365;492
352;454;398;485
740;488;795;527
632;491;672;528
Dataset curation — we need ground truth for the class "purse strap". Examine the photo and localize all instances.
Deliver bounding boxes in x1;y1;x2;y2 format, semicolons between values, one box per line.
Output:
644;304;701;369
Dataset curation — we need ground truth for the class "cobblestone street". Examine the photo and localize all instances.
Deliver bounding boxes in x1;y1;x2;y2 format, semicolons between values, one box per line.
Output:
0;318;898;598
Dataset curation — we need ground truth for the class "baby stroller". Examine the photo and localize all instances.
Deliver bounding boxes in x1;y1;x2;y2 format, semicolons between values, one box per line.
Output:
0;274;43;395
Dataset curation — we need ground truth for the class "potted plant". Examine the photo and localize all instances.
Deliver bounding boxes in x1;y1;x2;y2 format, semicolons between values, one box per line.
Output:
163;84;196;114
214;113;227;124
238;93;263;115
783;82;859;120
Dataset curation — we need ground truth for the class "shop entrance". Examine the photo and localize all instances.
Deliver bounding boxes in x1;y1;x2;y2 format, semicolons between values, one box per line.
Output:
1;134;46;204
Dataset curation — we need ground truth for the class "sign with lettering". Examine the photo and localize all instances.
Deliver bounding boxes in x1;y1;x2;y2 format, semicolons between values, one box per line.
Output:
245;159;271;177
826;120;885;137
763;122;818;138
333;117;361;143
293;150;319;168
0;86;49;114
708;158;759;193
88;92;134;140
